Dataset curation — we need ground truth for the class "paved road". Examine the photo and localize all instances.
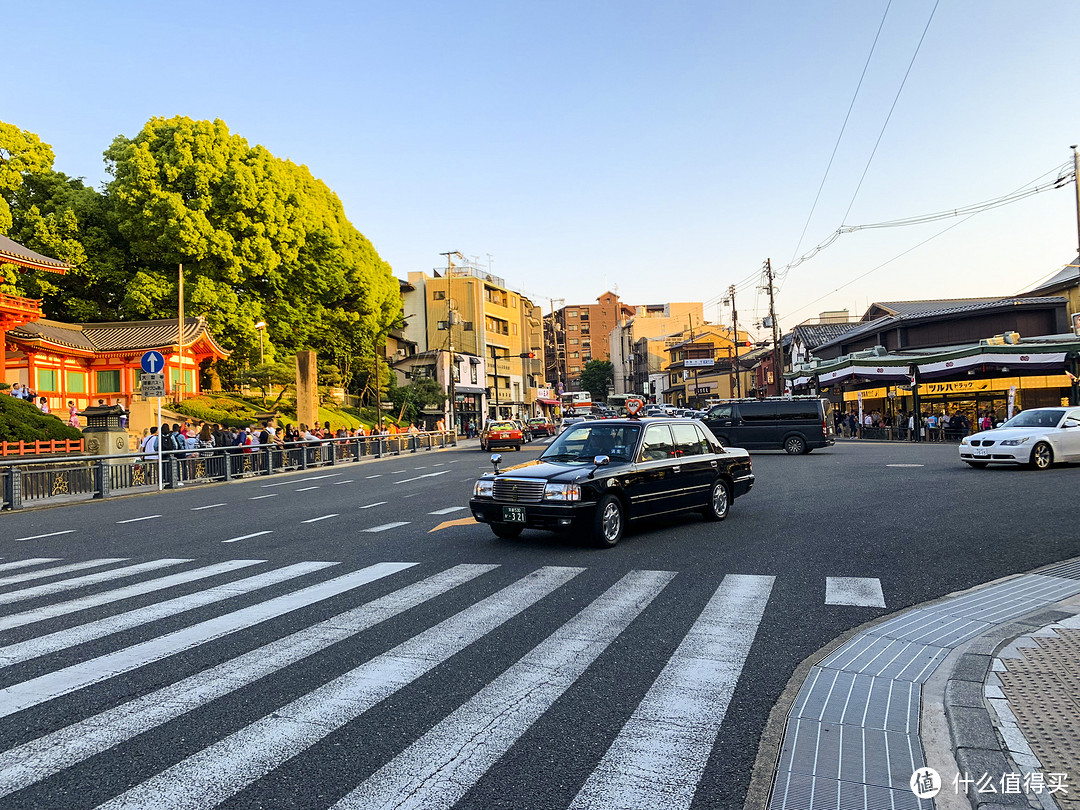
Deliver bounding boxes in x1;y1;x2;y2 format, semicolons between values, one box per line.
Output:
1;439;1078;809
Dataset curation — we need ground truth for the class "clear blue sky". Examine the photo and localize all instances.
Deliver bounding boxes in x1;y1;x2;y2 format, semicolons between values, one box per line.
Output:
6;1;1080;336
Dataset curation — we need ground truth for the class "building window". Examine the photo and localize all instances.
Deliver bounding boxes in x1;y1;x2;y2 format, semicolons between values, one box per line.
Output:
96;369;121;393
509;295;517;308
170;369;194;393
485;317;509;335
512;323;518;336
463;321;474;331
570;366;580;373
67;371;87;394
568;310;578;317
485;288;505;306
437;320;448;330
433;290;446;300
567;324;578;331
568;338;578;345
471;363;477;384
569;352;579;359
37;368;59;392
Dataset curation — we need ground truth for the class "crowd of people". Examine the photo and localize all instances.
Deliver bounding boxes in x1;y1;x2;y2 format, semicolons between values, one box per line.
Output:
836;408;1001;441
138;418;435;458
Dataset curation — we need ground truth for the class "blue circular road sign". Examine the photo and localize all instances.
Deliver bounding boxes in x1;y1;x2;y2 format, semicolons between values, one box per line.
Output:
140;350;165;374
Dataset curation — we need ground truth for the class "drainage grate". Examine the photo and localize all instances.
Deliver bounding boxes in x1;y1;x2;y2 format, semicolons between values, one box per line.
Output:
790;669;919;734
769;769;932;810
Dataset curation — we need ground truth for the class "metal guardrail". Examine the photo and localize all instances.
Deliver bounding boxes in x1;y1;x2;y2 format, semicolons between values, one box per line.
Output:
0;432;456;511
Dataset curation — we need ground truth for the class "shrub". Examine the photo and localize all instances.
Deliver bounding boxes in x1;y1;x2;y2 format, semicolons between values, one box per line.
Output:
0;396;84;443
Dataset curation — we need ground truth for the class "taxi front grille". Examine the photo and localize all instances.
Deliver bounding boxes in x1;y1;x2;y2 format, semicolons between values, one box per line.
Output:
493;478;546;503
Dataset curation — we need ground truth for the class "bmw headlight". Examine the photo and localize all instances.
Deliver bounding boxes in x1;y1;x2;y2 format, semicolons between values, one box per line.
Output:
543;482;581;502
960;437;970;445
473;479;494;497
1000;437;1030;446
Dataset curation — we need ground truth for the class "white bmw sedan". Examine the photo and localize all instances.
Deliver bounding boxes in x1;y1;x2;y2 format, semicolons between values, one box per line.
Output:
959;406;1080;469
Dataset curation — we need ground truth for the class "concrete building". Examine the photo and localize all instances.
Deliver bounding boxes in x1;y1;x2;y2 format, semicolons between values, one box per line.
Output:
609;302;706;396
547;292;635;390
403;261;545;430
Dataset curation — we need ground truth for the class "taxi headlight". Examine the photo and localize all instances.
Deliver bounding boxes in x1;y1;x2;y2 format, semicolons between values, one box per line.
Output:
473;479;494;497
544;483;581;502
1000;437;1030;446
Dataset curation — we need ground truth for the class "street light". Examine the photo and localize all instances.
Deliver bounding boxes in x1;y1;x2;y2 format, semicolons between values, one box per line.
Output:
255;322;266;365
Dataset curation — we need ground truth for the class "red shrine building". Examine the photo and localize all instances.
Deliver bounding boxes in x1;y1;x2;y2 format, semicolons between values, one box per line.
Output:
2;235;228;411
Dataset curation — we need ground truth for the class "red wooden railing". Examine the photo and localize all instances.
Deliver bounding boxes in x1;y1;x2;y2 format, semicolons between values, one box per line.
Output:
0;439;85;457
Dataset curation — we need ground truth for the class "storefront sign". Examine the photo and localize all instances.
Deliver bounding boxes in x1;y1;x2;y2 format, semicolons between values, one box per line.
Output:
842;375;1071;401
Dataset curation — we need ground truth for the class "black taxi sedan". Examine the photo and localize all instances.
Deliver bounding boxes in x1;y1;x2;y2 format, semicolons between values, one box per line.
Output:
469;417;754;547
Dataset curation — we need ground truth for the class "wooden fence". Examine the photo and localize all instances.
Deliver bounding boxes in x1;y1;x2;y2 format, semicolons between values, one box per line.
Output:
0;439;85;457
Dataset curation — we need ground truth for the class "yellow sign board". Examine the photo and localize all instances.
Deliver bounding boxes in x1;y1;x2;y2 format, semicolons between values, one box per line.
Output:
843;375;1071;401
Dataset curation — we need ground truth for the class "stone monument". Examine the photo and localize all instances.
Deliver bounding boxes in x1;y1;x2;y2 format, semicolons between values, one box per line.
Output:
295;350;318;431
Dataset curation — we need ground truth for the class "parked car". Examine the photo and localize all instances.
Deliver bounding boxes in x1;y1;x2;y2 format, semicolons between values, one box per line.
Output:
470;417;754;547
527;417;557;437
959;406;1080;469
702;397;834;454
480;420;523;452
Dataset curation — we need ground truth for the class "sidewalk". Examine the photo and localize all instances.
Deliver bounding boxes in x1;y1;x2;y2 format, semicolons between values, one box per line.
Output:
760;558;1080;810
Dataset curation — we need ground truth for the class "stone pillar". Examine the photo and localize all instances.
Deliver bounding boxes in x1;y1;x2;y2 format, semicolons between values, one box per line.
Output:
296;350;318;432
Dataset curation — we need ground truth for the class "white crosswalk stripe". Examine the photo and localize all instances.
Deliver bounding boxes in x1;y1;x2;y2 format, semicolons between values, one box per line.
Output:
0;557;779;810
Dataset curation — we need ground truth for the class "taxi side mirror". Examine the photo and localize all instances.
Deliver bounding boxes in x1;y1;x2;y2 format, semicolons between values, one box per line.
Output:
490;453;503;473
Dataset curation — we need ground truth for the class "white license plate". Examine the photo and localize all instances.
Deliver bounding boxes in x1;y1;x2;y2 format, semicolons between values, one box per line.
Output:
503;506;526;523
974;447;988;456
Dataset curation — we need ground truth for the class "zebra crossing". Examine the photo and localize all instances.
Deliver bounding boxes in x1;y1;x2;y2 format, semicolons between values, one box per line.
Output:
0;556;878;809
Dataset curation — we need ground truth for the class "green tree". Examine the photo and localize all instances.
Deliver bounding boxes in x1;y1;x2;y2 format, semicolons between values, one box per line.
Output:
0;121;55;234
104;116;401;384
390;377;447;425
579;360;615;403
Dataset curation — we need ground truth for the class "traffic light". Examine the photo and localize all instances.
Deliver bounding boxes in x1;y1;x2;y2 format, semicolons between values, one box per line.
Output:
519;351;536;359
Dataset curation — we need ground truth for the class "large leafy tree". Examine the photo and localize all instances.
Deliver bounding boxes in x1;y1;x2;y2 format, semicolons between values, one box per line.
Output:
104;116;400;386
579;360;615;403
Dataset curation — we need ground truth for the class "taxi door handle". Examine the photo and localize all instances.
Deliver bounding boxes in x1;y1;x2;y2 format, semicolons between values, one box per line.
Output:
672;466;681;474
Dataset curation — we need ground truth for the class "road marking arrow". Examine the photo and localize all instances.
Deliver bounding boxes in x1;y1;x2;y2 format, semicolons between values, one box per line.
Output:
428;517;478;533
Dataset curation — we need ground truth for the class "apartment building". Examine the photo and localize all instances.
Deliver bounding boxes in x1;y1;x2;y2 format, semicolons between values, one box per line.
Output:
547;292;635;390
403;263;545;429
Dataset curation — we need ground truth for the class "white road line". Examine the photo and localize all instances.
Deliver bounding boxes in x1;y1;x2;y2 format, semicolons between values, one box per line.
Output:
13;530;75;542
223;531;273;543
413;466;427;469
297;473;342;482
295;486;320;492
365;474;382;479
95;566;583;810
391;470;407;474
190;503;226;511
397;470;450;484
825;576;886;608
0;560;265;630
301;514;339;524
116;515;161;524
260;481;294;488
332;480;354;485
0;559;190;608
0;558;61;572
0;563;492;799
0;559;127;586
359;501;386;509
0;561;335;667
0;561;402;720
249;494;277;500
363;522;410;533
569;574;775;810
340;569;675;810
429;506;468;515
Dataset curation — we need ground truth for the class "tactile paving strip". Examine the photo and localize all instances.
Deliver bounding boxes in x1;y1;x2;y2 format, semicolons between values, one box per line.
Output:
770;573;1080;810
998;628;1080;810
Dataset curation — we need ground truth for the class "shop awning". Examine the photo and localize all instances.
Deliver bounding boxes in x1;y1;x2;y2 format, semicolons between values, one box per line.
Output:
916;351;1067;380
536;398;560;405
454;385;486;394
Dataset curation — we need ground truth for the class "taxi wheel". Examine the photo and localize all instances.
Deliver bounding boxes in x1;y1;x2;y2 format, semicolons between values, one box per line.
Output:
515;445;522;451
1029;442;1053;470
593;495;624;548
701;478;730;521
491;523;523;539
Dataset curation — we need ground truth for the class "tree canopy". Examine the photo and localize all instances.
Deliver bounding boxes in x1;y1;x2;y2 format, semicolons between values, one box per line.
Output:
579;360;615;403
0;116;402;392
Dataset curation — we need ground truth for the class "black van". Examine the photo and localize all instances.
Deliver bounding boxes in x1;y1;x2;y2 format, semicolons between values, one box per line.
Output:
701;397;834;454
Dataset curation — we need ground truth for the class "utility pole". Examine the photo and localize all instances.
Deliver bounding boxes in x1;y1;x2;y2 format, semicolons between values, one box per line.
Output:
725;285;742;398
177;263;184;401
439;251;459;434
763;259;782;396
490;345;500;420
1072;145;1080;258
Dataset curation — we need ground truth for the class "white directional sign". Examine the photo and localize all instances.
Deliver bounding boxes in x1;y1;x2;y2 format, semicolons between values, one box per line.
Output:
140;350;165;374
141;372;165;397
684;358;714;368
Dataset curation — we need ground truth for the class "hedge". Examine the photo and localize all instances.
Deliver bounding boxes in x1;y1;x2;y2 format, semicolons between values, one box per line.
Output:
0;395;85;443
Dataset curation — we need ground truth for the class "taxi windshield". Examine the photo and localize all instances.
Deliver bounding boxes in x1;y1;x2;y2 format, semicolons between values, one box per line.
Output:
541;424;641;463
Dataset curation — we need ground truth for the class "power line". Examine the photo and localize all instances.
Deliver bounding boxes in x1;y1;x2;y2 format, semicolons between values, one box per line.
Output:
839;0;941;226
788;1;893;266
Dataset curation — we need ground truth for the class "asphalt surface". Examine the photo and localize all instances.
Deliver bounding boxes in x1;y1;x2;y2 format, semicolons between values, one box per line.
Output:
1;438;1078;809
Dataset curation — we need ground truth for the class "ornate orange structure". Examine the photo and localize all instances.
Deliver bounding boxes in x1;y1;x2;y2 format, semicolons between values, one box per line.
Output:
2;235;228;411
